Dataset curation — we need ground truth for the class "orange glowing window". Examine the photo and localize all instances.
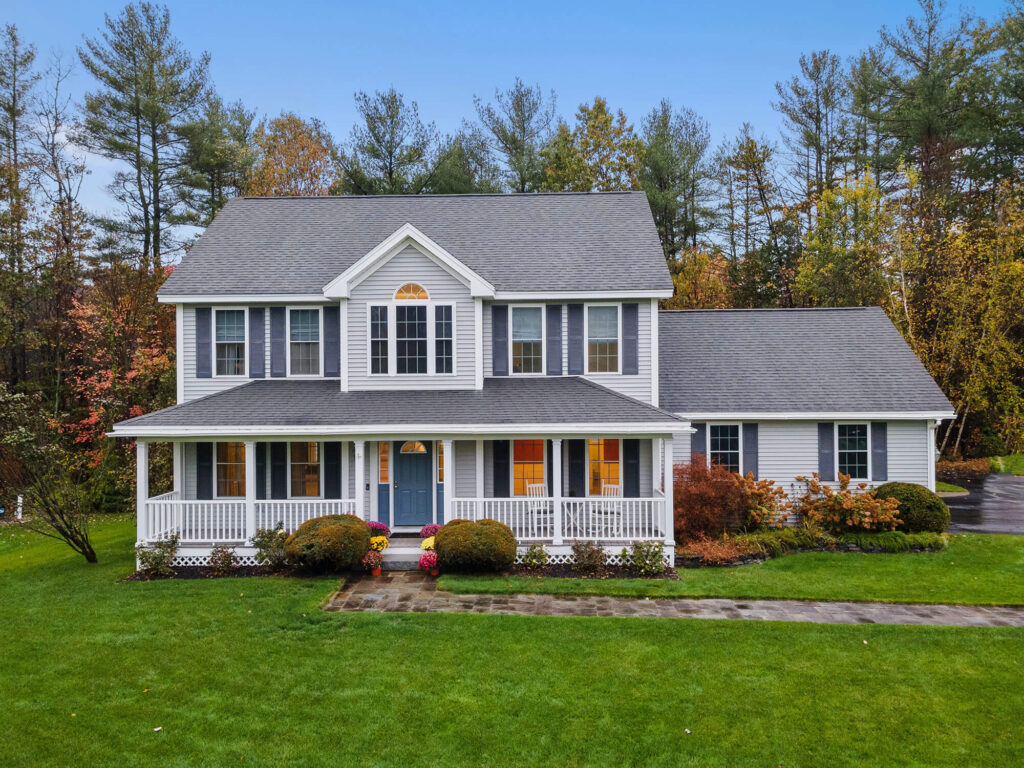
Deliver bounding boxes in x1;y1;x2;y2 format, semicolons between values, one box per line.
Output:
395;283;428;300
588;439;620;496
378;441;389;484
513;439;545;496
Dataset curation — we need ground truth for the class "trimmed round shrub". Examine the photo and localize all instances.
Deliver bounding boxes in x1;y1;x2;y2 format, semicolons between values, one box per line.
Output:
874;482;950;533
434;519;516;572
284;514;371;572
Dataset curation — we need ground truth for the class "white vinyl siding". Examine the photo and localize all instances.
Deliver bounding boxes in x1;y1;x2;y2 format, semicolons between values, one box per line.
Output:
181;305;266;402
453;440;477;497
347;245;476;390
482;300;654;404
886;421;931;487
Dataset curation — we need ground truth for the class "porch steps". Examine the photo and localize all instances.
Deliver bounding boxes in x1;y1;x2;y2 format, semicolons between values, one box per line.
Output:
383;534;424;570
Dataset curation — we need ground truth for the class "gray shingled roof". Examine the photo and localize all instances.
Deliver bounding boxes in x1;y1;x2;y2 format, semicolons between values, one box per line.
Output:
658;307;954;415
160;192;671;295
114;377;684;432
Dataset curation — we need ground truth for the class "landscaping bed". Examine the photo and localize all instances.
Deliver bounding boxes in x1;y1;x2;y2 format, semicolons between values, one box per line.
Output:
122;564;274;581
512;562;679;580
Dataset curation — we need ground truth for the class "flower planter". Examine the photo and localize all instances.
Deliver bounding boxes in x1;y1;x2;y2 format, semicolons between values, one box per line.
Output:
371;567;382;577
429;568;440;577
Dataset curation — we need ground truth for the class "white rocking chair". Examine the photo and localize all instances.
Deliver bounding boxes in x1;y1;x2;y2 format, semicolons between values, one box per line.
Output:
526;483;549;539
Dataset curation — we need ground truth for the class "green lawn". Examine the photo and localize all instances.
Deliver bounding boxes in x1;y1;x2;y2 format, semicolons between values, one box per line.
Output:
991;454;1024;475
440;534;1024;605
936;480;968;493
2;519;1023;767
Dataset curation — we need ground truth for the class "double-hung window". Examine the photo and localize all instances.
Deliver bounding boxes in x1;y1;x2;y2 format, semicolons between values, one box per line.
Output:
215;442;245;497
512;439;545;496
370;306;388;374
290;442;321;497
396;304;428;374
708;424;741;473
435;306;453;374
587;305;619;373
215;309;246;376
511;306;543;374
588;438;620;495
289;309;320;376
369;283;454;376
837;423;869;479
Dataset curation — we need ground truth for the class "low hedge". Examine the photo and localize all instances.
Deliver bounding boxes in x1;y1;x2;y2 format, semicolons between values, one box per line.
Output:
874;482;951;533
838;531;947;553
435;518;516;572
284;514;371;572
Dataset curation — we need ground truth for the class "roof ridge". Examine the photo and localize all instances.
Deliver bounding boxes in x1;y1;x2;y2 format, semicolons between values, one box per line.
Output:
659;306;877;314
238;191;644;200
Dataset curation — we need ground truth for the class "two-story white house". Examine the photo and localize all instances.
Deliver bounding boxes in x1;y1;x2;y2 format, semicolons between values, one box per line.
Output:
113;192;954;566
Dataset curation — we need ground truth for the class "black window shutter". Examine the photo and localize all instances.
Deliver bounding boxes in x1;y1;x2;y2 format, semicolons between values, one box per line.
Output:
545;305;562;375
622;303;639;375
871;422;888;482
742;423;758;479
491;305;508;376
323;305;340;378
255;442;267;499
270;442;288;499
567;439;586;497
248;308;265;378
567;304;584;375
623;439;640;497
546;440;554;495
493;440;510;496
691;423;707;458
196;441;213;499
195;307;212;379
324;441;342;498
269;307;286;378
818;423;835;481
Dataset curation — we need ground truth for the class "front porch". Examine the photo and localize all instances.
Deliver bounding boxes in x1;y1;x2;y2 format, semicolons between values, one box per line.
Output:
134;434;677;564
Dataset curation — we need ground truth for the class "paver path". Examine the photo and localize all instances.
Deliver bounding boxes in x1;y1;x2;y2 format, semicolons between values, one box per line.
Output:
325;571;1024;627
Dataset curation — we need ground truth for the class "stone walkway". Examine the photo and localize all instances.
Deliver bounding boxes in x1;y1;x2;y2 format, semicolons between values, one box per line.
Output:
325;571;1024;627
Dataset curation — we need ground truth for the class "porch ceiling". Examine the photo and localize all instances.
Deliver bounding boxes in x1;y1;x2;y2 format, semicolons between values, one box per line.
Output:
112;377;686;438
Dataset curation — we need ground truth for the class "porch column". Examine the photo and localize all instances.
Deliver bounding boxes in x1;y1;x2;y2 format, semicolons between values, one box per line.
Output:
475;439;484;497
551;438;563;545
354;440;366;519
442;438;454;523
663;437;675;546
244;440;256;542
136;440;149;543
172;441;182;496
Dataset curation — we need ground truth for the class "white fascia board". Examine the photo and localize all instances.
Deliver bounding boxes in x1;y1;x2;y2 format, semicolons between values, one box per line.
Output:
323;223;495;299
493;289;673;300
677;411;956;421
110;421;691;439
158;294;327;304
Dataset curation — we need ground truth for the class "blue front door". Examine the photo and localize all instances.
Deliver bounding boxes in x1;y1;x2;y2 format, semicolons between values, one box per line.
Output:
393;441;432;526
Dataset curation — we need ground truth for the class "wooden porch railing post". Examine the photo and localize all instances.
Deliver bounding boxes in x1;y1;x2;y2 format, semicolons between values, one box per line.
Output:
136;439;149;543
244;440;257;543
552;438;563;545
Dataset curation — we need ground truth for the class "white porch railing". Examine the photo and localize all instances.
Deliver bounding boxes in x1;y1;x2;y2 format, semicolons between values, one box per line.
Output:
451;496;667;542
255;500;358;532
140;497;357;544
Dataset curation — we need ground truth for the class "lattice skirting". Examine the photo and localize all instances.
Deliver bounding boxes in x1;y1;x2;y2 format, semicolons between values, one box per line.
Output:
515;544;674;567
164;546;260;568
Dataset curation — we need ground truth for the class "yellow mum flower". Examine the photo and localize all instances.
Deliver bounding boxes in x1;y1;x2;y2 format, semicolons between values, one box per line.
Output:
370;536;390;552
420;536;435;551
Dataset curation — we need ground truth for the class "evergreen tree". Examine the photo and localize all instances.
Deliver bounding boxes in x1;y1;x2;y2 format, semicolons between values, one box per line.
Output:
474;78;555;192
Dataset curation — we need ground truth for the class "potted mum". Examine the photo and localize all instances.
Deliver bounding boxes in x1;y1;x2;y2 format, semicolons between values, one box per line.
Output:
362;549;383;577
419;523;441;538
419;550;439;577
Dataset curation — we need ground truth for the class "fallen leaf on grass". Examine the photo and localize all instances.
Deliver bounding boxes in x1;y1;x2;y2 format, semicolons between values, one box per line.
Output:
153;727;162;732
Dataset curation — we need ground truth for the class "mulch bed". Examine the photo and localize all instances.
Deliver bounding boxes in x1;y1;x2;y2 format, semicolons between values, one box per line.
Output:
511;564;679;580
937;458;991;483
123;565;276;581
676;540;947;568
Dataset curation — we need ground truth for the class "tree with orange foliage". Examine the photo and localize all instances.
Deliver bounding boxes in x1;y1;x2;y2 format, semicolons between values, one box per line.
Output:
246;112;338;196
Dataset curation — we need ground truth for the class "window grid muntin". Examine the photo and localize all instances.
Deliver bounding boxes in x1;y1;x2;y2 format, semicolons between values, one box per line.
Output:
289;441;321;498
435;305;453;375
588;438;620;495
512;439;545;496
511;306;544;374
370;306;388;375
214;309;246;376
396;305;428;374
709;424;741;473
215;441;245;497
288;308;321;376
587;305;619;373
837;423;869;479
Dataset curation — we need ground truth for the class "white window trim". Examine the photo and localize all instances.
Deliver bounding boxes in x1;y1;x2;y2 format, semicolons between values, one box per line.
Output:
213;441;246;499
508;304;546;376
835;421;872;481
583;303;622;375
287;440;324;499
212;306;248;378
510;438;547;497
706;422;743;474
585;437;623;498
286;306;325;378
366;296;457;377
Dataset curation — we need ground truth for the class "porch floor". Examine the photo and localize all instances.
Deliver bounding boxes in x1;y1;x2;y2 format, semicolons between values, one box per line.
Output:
324;572;1024;626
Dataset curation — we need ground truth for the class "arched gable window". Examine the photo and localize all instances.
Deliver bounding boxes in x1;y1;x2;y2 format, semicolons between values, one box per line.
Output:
395;283;428;300
400;441;427;454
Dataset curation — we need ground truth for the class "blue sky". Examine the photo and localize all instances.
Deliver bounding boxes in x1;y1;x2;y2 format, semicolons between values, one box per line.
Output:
6;0;1010;216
